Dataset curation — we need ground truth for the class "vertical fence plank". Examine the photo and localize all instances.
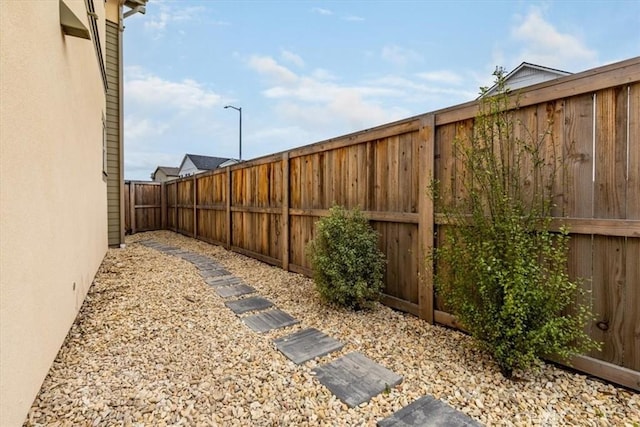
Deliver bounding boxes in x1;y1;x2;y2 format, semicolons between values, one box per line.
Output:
129;182;136;235
282;152;290;271
418;114;435;322
174;183;178;233
625;83;640;371
161;182;167;229
226;167;232;249
193;175;197;238
591;86;628;364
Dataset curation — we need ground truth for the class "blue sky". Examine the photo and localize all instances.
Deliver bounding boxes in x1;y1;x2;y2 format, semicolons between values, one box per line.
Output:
122;0;640;180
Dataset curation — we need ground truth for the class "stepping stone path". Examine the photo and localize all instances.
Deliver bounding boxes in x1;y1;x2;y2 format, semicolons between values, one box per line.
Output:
205;276;244;287
377;395;482;427
274;328;344;364
214;283;256;298
225;296;274;314
138;239;482;425
242;309;300;333
313;352;403;408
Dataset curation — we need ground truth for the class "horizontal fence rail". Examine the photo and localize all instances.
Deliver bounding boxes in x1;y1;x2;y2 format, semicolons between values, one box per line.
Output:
126;57;640;390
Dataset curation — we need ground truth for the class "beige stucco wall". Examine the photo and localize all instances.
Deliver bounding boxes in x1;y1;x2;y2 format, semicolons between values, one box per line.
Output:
0;1;109;425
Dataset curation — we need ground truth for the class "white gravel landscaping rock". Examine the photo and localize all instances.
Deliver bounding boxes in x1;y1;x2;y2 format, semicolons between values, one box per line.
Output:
25;230;639;426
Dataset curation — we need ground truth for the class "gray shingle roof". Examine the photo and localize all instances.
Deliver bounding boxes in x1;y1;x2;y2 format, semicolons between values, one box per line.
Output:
186;154;232;170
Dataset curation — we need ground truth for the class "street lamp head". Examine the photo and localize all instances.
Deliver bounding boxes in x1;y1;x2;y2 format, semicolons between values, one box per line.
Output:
224;105;241;111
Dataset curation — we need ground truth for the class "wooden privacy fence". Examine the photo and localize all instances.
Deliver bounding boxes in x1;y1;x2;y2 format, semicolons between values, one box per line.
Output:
124;181;163;234
127;58;640;390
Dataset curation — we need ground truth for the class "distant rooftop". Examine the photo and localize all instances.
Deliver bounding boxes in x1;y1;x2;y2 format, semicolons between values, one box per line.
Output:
483;62;572;97
184;154;234;170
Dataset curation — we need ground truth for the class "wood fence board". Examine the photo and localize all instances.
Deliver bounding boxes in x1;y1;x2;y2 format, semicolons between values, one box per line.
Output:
418;116;435;321
386;222;400;299
410;132;419;214
387;135;400;212
624;238;640;371
540;100;565;217
357;143;368;209
290;157;301;209
435;123;456;210
564;93;594;217
591;236;626;365
374;138;388;212
399;132;413;213
453;119;473;212
628;83;640;220
595;87;627;220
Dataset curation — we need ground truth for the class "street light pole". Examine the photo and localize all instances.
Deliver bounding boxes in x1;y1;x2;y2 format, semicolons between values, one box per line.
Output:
224;105;242;161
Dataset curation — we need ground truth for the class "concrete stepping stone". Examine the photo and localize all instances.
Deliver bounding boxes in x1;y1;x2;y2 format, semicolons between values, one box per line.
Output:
313;352;402;408
205;276;243;287
199;268;231;278
140;241;178;252
242;309;299;333
274;328;344;364
225;296;273;314
377;395;482;427
215;284;256;298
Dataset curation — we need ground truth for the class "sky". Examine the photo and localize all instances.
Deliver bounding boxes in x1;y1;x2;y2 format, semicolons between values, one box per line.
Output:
122;0;640;180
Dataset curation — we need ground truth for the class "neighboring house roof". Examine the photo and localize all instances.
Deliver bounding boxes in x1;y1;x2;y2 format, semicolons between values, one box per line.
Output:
177;154;238;177
483;62;572;97
151;166;179;180
219;159;240;168
180;154;233;171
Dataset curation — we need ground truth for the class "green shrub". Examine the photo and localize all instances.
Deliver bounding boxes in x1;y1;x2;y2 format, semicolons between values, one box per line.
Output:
306;205;386;310
431;68;598;378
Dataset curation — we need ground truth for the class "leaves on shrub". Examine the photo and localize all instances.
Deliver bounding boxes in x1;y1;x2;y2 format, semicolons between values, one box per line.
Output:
307;205;386;310
431;68;599;378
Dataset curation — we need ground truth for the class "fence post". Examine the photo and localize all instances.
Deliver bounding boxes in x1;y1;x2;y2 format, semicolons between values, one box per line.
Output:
161;182;167;230
193;175;197;238
226;167;232;249
129;181;137;235
174;182;178;233
417;114;435;323
282;152;290;271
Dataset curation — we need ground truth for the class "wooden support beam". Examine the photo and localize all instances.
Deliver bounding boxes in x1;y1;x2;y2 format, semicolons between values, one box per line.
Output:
417;114;435;323
193;175;197;238
226;167;232;249
129;182;136;235
282;152;290;271
160;182;167;230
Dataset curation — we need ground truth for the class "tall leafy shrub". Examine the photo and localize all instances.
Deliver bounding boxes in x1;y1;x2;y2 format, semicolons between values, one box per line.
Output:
432;69;598;378
307;205;386;310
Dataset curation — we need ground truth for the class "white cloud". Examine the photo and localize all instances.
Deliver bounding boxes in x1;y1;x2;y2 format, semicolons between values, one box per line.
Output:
416;70;464;85
246;55;411;132
124;117;169;141
381;44;423;67
125;68;222;111
311;7;333;15
343;15;365;22
143;2;205;37
123;67;238;179
510;8;597;70
280;50;305;68
248;55;299;85
311;68;337;81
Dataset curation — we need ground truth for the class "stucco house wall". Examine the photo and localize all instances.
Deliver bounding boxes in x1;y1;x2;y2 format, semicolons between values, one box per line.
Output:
0;1;110;425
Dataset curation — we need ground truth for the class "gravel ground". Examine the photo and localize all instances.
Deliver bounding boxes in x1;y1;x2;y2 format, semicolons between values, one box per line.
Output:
26;231;639;426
